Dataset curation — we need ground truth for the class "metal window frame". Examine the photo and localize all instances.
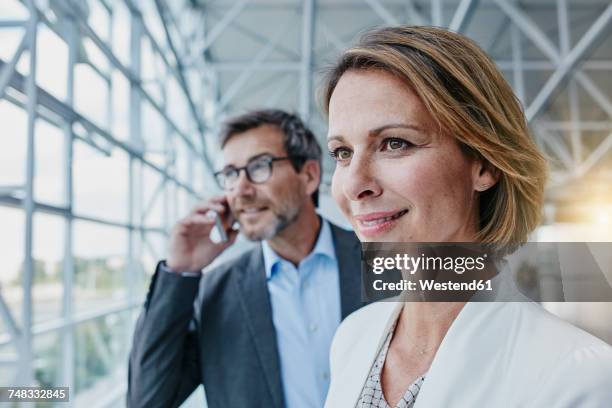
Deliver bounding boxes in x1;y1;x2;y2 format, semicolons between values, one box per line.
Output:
0;0;217;399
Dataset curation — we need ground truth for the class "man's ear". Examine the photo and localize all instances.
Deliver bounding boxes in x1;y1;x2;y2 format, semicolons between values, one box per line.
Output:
473;159;500;192
300;160;321;196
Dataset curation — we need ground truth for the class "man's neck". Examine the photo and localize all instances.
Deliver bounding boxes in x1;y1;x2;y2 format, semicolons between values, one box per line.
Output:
267;205;321;266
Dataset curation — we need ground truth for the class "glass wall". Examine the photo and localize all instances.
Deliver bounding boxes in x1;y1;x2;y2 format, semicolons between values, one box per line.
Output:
0;0;214;405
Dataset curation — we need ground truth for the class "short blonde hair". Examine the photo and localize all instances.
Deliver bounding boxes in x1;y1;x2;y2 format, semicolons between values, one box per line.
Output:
322;26;547;249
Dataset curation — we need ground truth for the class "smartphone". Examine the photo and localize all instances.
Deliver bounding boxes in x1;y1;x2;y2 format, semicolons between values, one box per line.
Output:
213;210;228;243
208;200;234;244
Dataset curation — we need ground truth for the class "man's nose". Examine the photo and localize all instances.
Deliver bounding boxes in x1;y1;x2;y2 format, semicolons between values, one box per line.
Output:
231;169;256;196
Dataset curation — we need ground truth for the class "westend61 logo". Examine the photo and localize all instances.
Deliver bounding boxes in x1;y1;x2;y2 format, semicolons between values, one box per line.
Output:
361;243;500;302
371;253;488;275
361;242;612;303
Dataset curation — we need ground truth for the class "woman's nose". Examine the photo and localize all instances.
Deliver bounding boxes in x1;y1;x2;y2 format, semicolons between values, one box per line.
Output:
342;155;382;201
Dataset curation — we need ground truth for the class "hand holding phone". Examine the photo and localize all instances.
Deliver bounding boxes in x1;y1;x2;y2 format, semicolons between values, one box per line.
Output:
166;196;238;273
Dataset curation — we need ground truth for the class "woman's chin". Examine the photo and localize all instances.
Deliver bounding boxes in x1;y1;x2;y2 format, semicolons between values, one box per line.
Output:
356;229;408;243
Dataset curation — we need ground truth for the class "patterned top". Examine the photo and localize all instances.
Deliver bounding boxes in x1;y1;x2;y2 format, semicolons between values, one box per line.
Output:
357;322;426;408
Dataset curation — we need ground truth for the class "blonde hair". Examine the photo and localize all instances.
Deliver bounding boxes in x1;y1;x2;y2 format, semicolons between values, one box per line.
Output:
322;26;547;249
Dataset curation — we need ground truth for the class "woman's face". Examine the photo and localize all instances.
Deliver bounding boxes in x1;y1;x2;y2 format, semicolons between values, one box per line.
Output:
327;69;495;242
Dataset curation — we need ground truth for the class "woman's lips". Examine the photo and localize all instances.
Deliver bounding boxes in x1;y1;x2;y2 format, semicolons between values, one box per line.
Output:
353;209;408;237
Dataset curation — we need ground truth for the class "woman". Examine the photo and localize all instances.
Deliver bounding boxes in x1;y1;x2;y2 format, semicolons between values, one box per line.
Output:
322;26;612;407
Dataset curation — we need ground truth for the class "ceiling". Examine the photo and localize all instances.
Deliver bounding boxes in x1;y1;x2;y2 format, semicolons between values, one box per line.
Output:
175;0;612;215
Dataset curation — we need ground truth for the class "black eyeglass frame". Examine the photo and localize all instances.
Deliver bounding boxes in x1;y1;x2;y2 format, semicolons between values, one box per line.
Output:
213;155;298;189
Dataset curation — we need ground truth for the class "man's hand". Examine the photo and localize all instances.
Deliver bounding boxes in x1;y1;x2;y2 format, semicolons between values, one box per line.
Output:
166;196;238;273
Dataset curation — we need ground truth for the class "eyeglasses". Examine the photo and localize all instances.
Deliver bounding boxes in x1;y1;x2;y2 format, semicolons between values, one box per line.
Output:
214;155;294;189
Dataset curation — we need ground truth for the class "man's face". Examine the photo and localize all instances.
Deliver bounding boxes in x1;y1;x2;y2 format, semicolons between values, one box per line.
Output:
222;125;309;241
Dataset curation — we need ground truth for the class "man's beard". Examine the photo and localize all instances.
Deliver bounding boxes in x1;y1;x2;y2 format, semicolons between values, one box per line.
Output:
243;205;300;241
237;192;302;241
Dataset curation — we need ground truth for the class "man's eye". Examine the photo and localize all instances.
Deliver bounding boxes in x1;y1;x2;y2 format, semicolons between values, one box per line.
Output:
329;148;352;161
225;168;239;178
382;138;411;151
249;160;268;170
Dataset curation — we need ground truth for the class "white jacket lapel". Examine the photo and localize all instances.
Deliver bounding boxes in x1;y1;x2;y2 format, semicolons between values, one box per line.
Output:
326;301;402;408
414;302;509;407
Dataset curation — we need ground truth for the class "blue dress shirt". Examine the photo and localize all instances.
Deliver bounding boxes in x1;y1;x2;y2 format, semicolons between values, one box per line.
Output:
262;218;342;408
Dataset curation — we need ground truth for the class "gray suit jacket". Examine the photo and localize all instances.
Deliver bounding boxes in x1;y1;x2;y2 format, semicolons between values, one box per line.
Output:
127;223;363;408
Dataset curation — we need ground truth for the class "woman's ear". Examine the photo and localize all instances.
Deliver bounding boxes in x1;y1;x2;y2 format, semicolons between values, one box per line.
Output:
473;159;500;192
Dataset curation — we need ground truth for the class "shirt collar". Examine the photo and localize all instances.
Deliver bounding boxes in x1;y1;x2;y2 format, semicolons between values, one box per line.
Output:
262;217;336;280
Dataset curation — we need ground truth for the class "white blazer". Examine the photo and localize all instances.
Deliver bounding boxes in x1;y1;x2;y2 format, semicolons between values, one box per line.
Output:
325;300;612;407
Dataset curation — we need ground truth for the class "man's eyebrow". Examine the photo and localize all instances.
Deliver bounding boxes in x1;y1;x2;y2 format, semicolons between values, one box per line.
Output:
246;152;273;162
222;152;273;169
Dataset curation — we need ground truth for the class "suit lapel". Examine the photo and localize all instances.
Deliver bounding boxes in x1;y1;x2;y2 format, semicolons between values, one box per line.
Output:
234;246;284;408
331;224;364;318
325;302;402;408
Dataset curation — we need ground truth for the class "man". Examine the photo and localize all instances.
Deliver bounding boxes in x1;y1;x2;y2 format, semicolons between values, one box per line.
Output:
128;109;363;408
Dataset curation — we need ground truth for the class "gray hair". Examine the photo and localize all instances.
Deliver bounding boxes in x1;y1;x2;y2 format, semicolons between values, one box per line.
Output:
218;109;322;206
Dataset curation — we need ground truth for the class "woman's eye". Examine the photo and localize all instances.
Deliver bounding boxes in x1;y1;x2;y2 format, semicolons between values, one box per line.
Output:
382;138;411;151
330;148;352;161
